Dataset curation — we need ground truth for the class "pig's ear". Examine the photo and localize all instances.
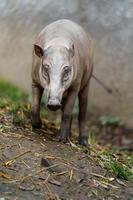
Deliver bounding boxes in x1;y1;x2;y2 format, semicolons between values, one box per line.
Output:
34;44;43;58
69;43;75;58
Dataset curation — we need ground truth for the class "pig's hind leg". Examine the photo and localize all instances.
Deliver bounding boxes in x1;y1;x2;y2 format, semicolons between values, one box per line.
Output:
78;82;90;147
31;81;44;129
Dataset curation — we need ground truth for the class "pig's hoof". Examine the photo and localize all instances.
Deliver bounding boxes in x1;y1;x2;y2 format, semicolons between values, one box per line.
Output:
32;121;42;129
79;136;89;147
59;129;69;143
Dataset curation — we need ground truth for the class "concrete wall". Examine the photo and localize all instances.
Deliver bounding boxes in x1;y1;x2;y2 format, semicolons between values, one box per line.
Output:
0;0;133;127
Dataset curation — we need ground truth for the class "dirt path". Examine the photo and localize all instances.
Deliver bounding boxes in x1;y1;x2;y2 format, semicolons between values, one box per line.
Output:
0;110;133;200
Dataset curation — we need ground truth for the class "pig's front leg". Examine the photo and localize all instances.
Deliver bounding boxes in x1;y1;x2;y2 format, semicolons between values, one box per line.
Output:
78;82;90;147
59;89;77;143
31;81;44;129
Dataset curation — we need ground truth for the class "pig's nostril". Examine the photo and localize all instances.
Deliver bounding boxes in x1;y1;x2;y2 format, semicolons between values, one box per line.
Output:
47;98;61;111
47;104;61;111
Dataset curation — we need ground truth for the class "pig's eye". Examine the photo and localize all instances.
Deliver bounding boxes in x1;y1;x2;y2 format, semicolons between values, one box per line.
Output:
62;66;72;83
42;64;50;82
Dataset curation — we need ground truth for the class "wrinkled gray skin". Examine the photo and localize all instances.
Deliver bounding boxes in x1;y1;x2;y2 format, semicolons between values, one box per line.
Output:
32;19;93;147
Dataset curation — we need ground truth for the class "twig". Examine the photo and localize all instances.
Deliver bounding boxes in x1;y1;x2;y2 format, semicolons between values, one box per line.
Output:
3;150;31;166
35;164;59;175
91;172;115;181
44;182;52;195
0;172;11;179
20;163;60;182
68;138;81;150
44;182;60;200
54;171;68;176
0;144;18;151
22;160;31;169
91;172;108;179
43;174;60;200
43;174;50;184
44;154;78;170
70;169;73;180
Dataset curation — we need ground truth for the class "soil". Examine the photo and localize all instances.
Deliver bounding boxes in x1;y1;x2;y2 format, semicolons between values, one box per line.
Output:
0;109;133;200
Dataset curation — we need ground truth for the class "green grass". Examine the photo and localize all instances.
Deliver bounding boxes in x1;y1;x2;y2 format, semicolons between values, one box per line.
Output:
99;151;133;181
88;131;96;144
0;80;30;126
0;80;50;126
0;80;28;102
105;159;133;181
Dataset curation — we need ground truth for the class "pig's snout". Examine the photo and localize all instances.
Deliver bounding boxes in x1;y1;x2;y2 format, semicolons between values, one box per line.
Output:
47;97;61;111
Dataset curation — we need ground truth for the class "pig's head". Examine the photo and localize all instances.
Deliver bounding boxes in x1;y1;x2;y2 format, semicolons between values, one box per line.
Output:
34;41;75;111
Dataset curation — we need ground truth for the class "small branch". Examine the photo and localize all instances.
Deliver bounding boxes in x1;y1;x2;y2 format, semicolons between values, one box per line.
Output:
3;150;31;166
